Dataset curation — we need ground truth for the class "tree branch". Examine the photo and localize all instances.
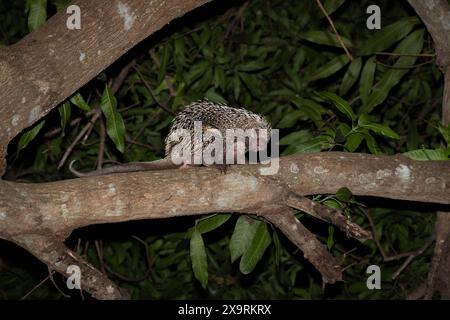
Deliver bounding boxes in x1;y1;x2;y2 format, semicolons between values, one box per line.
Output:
408;0;450;299
0;152;449;296
0;0;211;175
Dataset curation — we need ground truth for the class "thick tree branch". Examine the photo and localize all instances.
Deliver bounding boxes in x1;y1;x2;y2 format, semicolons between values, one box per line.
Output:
0;152;449;295
0;0;211;175
408;0;450;299
408;0;450;123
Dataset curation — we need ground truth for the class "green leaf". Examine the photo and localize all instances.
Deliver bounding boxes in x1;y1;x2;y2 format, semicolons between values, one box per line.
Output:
363;132;382;154
323;199;341;210
322;0;346;15
403;149;449;161
315;91;355;121
58;101;71;131
327;226;335;250
291;96;327;127
195;214;231;234
358;114;400;139
339;57;362;96
18;120;45;151
345;132;364;152
279;130;313;146
309;55;350;81
157;45;169;85
358;17;420;55
204;90;227;105
27;0;47;32
359;56;377;106
299;30;353;48
100;85;126;153
239;72;261;96
277;110;303;128
239;221;272;274
213;67;226;91
230;216;259;263
362;29;425;113
232;75;241;100
238;61;267;72
190;228;208;289
438;124;450;145
185;61;209;85
272;228;281;268
336;187;352;202
407;118;419;150
70;93;91;111
285;135;334;155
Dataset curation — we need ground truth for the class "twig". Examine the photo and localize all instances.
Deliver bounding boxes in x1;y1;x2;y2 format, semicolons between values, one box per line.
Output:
111;59;136;94
224;2;248;39
374;59;434;69
20;272;54;300
131;235;155;279
424;212;450;299
315;0;353;60
94;240;106;274
48;266;70;298
363;209;435;279
375;52;435;57
286;194;372;242
258;206;343;284
392;237;434;279
57;109;101;169
126;139;158;152
58;58;135;170
97;117;106;170
132;65;175;115
102;236;153;282
149;49;176;97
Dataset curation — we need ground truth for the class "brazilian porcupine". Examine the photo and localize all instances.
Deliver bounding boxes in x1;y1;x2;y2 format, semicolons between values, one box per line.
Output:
70;100;272;177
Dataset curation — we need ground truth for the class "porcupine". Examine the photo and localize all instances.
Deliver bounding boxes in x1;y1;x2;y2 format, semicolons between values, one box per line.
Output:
69;100;272;177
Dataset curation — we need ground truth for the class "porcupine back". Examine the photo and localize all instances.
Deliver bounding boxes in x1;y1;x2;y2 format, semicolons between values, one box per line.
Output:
164;100;272;159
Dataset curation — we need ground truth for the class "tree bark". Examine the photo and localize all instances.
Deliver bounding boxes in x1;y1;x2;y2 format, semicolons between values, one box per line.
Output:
408;0;450;299
0;0;211;176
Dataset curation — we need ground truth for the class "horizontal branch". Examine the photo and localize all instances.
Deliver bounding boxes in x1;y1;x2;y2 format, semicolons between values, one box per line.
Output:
1;153;448;239
0;152;449;294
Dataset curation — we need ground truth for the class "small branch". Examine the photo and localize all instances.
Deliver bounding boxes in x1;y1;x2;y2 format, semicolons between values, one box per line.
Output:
20;272;54;300
57;109;101;169
19;234;128;299
375;52;435;57
48;266;71;298
111;59;136;94
315;0;353;60
391;237;434;280
149;49;176;97
97;117;106;170
286;193;372;242
259;206;343;284
364;209;435;279
132;65;175;115
103;236;153;282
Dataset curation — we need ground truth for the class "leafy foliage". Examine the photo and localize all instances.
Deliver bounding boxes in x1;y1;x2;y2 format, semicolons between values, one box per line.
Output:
1;0;447;299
